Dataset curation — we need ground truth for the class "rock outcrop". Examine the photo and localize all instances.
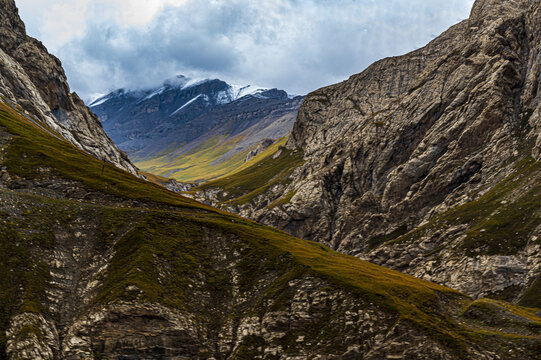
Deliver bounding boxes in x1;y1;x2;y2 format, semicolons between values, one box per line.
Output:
0;0;137;174
192;0;541;306
245;138;274;163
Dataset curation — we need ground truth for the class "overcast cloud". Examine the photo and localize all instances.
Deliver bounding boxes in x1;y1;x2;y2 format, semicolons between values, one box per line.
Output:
16;0;475;101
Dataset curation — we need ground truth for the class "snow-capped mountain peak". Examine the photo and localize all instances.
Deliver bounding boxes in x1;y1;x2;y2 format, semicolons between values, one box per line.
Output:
230;84;268;99
162;75;223;91
215;84;269;105
88;75;275;109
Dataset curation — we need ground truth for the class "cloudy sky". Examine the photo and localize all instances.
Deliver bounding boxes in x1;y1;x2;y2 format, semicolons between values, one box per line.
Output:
16;0;475;101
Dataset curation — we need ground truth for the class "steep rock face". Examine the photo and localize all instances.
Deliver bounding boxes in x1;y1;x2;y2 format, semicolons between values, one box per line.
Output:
0;0;137;174
0;0;539;357
193;0;541;304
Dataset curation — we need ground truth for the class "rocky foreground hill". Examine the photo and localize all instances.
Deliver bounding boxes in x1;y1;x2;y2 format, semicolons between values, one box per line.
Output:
0;0;539;359
191;0;541;307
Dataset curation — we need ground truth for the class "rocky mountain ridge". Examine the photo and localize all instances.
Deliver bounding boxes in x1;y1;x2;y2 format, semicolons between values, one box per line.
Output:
190;0;541;307
0;0;136;174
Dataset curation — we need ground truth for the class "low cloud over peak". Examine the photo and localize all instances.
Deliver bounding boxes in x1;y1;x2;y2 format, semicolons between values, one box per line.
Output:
17;0;475;100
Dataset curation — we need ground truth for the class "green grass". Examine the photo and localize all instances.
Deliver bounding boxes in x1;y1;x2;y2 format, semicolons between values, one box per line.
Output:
463;158;540;250
462;298;541;336
223;136;289;177
15;323;44;342
389;156;541;258
374;156;541;308
91;204;469;345
136;136;291;184
143;141;185;160
453;157;541;256
96;212;205;308
520;275;541;308
0;220;51;353
136;135;251;182
193;146;304;205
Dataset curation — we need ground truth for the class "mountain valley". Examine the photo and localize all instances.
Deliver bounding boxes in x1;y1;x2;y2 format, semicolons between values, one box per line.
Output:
0;0;539;358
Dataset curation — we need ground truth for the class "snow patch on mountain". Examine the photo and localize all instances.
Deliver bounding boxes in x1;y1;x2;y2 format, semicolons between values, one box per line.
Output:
215;84;269;105
163;75;215;91
89;95;111;107
170;94;209;116
139;86;167;103
231;84;267;99
182;78;213;90
86;93;107;106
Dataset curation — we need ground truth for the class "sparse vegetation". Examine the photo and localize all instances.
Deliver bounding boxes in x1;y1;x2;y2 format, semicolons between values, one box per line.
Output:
520;275;541;308
390;156;541;258
266;189;297;209
0;103;212;212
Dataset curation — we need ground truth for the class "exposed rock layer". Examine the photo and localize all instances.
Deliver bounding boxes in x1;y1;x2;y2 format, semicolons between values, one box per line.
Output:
1;87;539;358
0;0;539;358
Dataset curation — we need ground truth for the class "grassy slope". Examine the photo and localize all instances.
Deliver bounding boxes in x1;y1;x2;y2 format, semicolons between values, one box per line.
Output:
138;170;178;185
135;134;255;182
0;103;209;211
0;100;540;356
192;141;304;205
222;136;288;177
136;132;291;184
138;170;196;188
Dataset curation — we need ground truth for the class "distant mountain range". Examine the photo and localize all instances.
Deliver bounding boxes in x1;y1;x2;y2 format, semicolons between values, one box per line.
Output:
90;75;303;182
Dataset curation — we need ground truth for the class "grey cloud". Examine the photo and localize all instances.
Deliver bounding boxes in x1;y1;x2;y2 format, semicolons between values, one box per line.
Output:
56;0;475;99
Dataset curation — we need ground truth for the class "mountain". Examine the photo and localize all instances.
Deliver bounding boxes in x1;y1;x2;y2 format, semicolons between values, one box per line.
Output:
0;0;136;174
190;0;541;307
1;1;540;359
1;64;540;360
90;76;302;182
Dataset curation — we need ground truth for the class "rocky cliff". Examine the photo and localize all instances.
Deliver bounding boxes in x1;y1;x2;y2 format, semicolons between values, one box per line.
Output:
0;0;136;174
191;0;541;306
